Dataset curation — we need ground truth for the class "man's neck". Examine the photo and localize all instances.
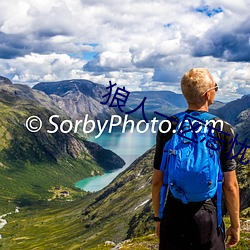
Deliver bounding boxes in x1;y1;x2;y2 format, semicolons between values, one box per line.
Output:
187;103;209;112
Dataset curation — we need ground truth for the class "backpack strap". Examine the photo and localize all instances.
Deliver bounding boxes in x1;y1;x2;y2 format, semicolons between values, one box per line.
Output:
158;143;171;219
173;111;186;123
186;111;217;120
158;113;182;219
217;168;223;231
159;183;168;219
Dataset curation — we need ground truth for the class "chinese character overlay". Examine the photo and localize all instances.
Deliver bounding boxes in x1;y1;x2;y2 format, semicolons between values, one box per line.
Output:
100;81;149;122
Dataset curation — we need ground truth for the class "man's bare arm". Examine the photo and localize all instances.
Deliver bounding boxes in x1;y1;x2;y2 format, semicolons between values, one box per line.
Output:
152;169;163;216
152;169;163;238
223;170;240;248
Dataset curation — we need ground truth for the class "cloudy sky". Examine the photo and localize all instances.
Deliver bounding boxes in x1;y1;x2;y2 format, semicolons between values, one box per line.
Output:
0;0;249;102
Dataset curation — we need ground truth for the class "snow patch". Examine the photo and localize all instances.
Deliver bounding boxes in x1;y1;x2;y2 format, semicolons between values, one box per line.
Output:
0;219;7;229
0;208;20;238
138;185;145;190
134;199;150;210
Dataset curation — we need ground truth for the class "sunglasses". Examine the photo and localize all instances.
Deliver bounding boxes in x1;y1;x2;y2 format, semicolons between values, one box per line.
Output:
203;83;218;95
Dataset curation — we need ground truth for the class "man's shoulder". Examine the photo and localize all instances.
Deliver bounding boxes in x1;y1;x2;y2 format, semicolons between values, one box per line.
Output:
211;116;234;134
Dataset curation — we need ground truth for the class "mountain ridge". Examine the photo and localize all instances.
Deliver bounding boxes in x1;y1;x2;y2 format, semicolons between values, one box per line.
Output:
33;79;227;122
33;79;118;122
0;76;12;85
213;94;250;125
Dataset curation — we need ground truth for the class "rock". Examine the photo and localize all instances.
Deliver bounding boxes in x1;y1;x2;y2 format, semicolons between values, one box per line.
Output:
0;76;12;85
0;219;7;229
105;240;116;247
241;220;250;232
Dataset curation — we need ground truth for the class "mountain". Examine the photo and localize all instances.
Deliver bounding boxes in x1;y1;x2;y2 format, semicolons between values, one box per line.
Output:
0;76;12;85
79;147;155;248
124;91;224;119
211;94;250;152
121;90;186;119
0;147;155;249
213;94;250;125
209;100;225;110
33;79;118;122
234;108;250;144
0;78;125;212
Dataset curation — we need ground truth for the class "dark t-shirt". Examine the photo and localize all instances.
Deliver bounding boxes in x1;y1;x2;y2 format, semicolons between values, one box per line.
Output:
153;110;237;172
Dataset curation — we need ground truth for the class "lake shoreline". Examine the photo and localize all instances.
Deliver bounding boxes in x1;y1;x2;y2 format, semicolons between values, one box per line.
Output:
75;130;156;192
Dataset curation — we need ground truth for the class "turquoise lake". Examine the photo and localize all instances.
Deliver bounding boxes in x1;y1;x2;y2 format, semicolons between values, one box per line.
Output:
75;129;156;192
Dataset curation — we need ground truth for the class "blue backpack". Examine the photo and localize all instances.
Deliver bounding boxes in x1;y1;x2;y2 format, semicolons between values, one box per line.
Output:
158;111;223;228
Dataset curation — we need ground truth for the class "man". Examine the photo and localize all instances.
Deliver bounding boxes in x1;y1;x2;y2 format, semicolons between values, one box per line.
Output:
152;68;240;249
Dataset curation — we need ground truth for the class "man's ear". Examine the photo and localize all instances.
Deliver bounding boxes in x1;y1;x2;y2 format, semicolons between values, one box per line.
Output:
204;92;209;100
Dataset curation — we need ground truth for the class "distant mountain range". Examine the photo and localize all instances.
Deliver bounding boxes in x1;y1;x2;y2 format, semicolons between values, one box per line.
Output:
115;90;187;118
33;79;225;122
213;94;250;125
212;94;250;147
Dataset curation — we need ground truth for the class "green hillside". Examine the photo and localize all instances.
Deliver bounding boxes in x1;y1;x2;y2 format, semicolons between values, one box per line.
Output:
1;148;249;249
0;147;154;249
0;83;124;213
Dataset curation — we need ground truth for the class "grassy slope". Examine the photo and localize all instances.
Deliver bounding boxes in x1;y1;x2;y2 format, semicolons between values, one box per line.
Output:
0;148;154;249
89;220;250;250
0;202;249;250
0;90;107;213
1;148;249;249
0;199;89;250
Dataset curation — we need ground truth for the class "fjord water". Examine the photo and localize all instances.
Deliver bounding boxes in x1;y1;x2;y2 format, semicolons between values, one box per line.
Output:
75;129;156;192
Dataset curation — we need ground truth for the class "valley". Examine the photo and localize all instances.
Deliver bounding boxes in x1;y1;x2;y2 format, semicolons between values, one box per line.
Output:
0;76;249;249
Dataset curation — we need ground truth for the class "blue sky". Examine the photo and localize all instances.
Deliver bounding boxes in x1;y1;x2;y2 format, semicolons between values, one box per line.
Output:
0;0;249;102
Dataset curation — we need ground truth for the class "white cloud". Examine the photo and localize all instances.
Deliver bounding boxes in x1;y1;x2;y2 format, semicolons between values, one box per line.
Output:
0;1;31;34
0;53;87;86
0;0;249;101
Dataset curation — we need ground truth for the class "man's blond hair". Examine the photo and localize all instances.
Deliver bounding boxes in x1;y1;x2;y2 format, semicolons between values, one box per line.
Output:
181;68;214;104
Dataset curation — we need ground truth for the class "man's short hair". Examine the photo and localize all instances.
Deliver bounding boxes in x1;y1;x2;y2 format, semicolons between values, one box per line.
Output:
181;68;214;104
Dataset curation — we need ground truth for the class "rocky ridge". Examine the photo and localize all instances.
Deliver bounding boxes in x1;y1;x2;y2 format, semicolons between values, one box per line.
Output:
0;76;12;85
33;79;117;122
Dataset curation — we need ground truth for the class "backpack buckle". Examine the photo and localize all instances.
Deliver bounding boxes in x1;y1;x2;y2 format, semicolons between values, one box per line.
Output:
169;149;176;155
